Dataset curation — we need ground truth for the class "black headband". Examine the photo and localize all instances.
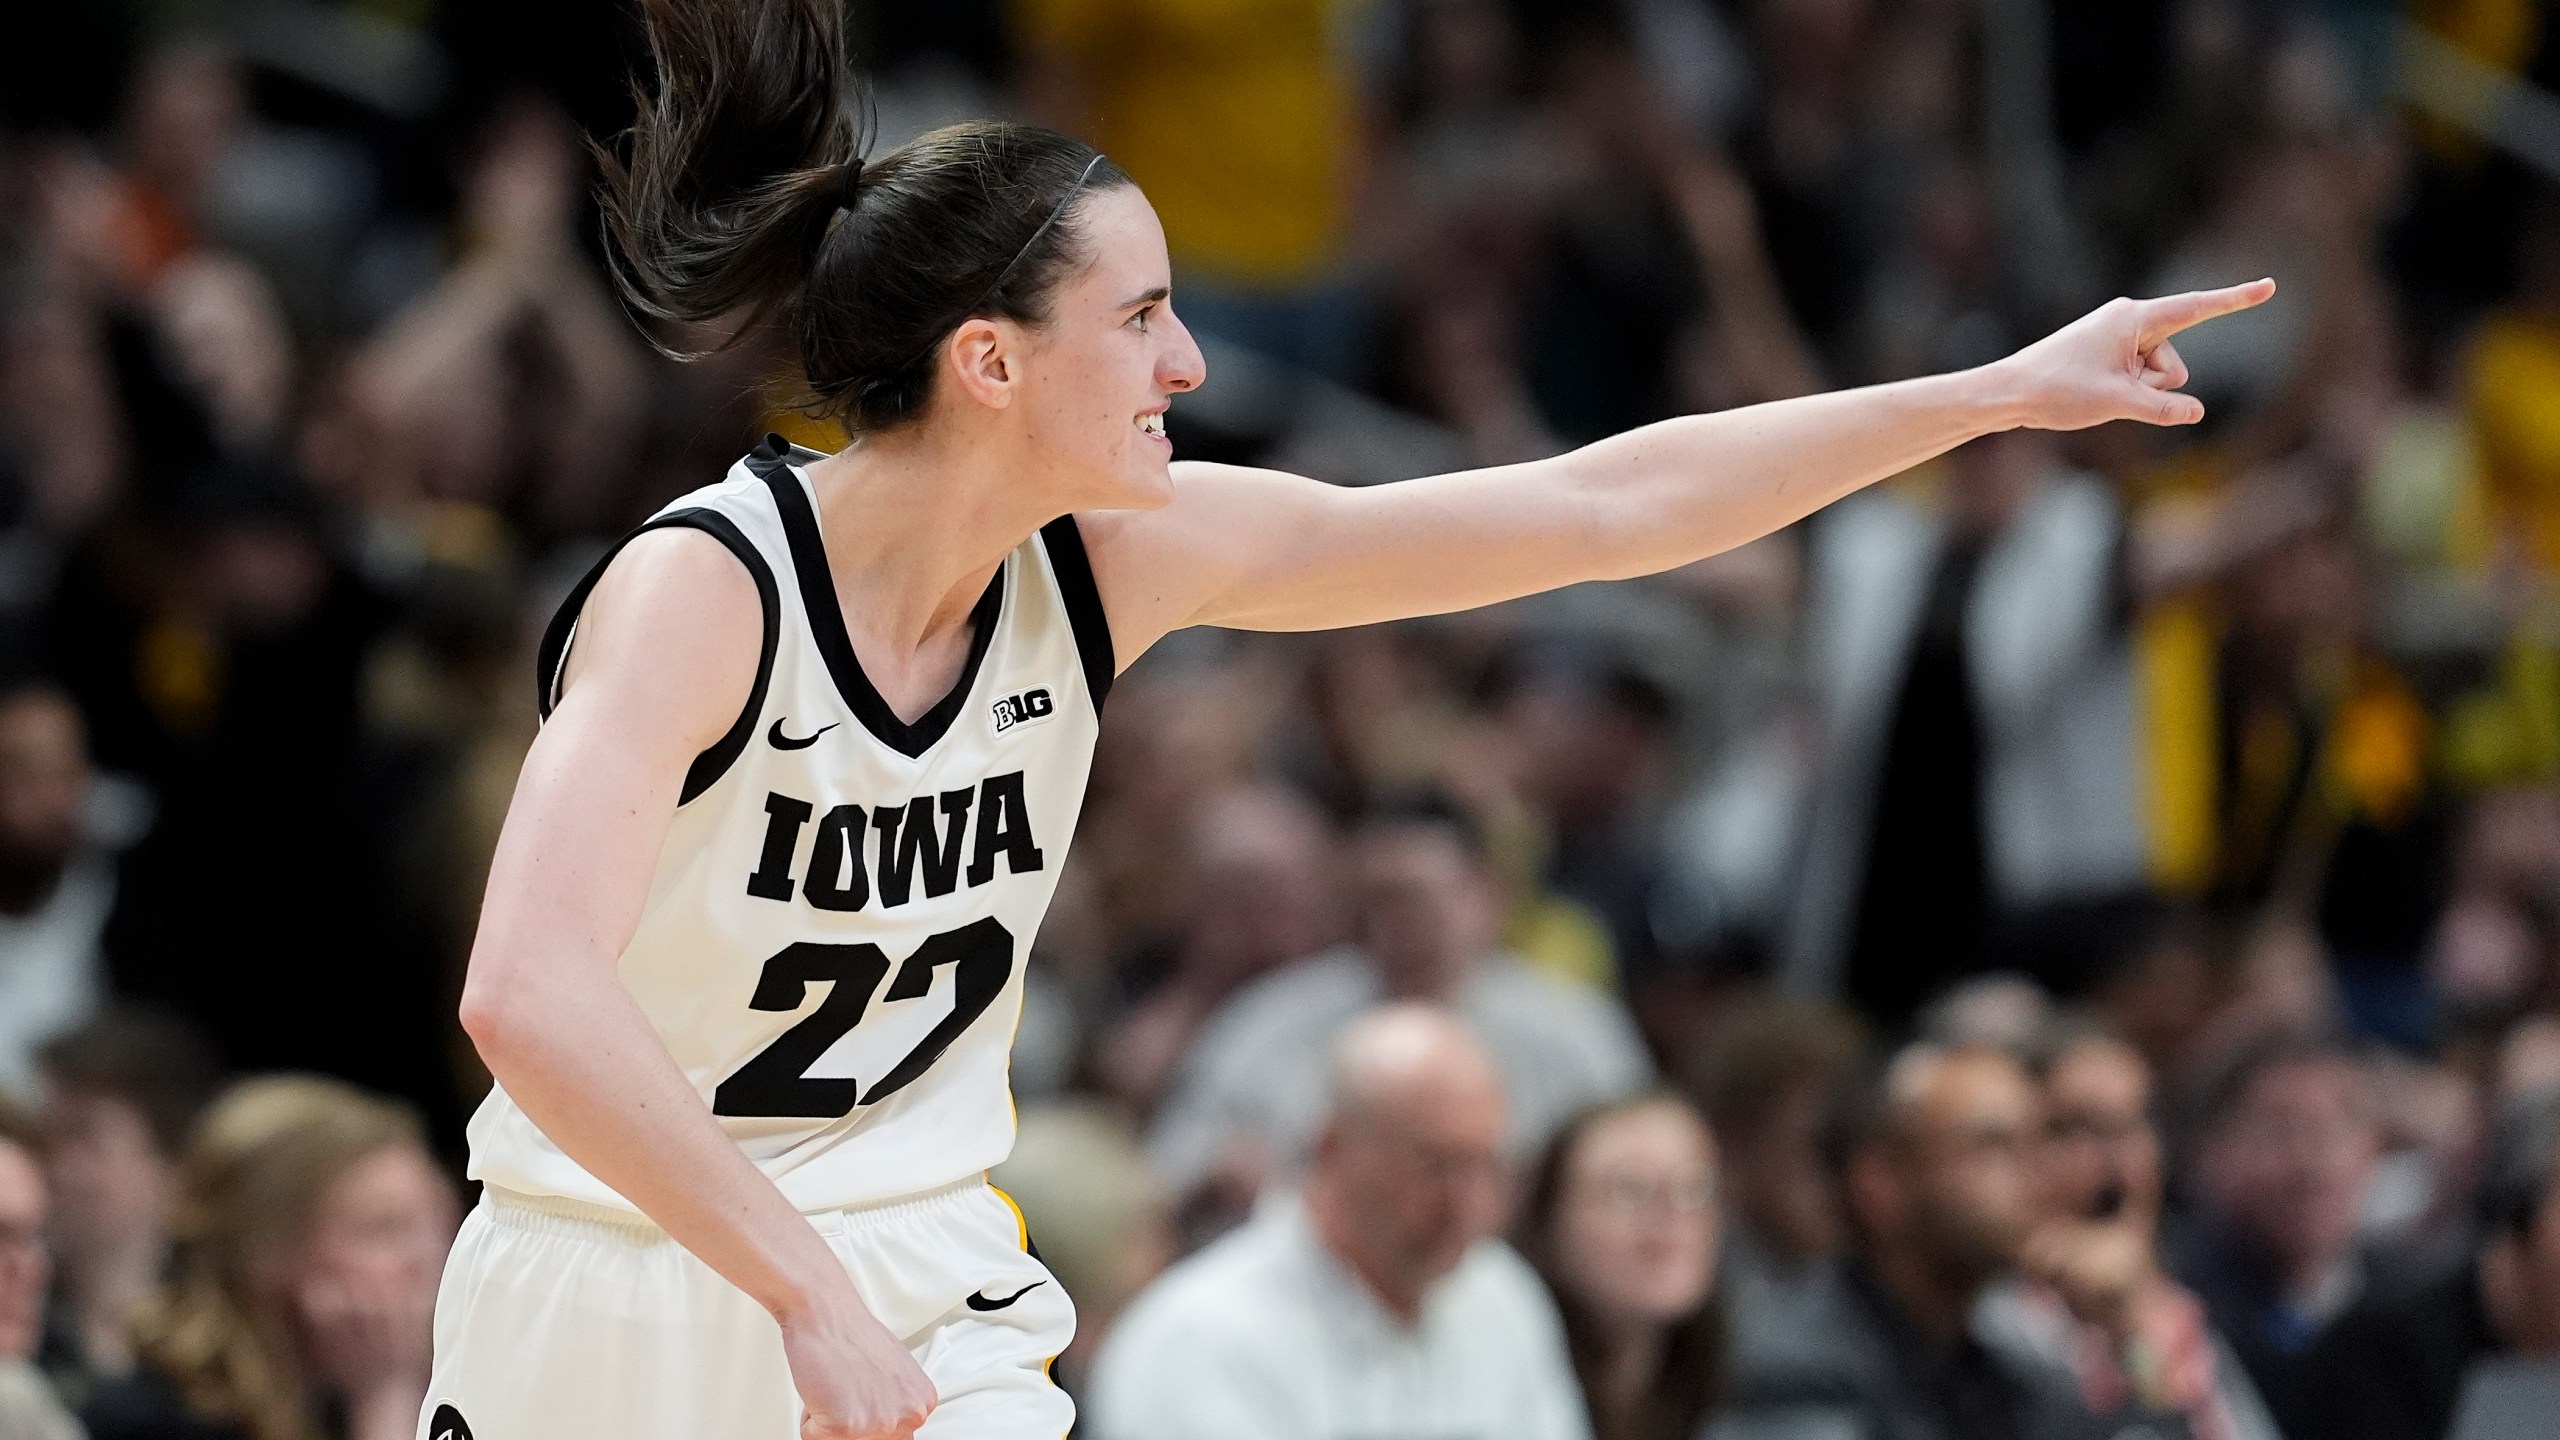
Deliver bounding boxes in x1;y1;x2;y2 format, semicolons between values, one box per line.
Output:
889;152;1109;382
966;152;1107;314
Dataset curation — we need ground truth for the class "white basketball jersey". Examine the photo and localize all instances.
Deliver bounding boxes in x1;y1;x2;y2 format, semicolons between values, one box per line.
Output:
466;437;1112;1212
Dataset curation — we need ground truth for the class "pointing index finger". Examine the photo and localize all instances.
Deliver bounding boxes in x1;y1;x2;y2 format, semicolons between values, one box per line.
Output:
2139;278;2277;341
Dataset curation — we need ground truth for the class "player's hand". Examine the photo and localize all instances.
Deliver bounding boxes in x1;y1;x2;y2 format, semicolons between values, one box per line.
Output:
1990;279;2276;432
779;1290;937;1440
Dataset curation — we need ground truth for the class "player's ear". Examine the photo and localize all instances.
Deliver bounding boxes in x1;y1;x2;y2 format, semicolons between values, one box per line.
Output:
943;319;1016;412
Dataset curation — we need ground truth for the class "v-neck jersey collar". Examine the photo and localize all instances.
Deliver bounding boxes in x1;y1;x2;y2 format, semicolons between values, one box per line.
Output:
756;450;1006;761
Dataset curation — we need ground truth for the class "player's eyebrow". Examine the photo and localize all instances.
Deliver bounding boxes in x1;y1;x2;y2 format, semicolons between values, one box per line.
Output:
1117;285;1170;310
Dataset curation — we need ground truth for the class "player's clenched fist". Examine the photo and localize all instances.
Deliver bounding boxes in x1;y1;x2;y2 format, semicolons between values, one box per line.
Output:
781;1295;938;1440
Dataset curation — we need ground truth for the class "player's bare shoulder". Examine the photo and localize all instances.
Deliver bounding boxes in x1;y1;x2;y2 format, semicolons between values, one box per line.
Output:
554;526;765;758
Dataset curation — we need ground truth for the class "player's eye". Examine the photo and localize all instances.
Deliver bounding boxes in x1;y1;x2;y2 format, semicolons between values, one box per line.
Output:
1127;305;1154;333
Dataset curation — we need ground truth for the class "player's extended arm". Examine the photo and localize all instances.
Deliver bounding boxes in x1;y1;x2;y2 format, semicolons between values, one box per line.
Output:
457;530;935;1440
1079;282;2272;649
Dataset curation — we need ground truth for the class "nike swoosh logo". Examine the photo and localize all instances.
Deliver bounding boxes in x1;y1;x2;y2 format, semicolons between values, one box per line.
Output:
768;719;839;751
965;1280;1046;1312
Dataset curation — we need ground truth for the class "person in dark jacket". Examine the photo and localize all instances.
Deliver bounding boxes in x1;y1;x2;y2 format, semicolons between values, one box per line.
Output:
2166;1033;2383;1432
1714;1041;2188;1440
2292;1087;2560;1440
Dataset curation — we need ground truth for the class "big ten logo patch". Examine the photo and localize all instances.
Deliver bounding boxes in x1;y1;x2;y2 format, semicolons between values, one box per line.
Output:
991;687;1054;734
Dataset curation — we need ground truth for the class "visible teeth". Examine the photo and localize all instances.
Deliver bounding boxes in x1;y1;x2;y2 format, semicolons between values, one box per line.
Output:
1139;412;1165;437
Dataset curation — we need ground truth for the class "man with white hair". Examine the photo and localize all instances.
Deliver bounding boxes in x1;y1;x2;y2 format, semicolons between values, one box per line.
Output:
1086;1004;1590;1440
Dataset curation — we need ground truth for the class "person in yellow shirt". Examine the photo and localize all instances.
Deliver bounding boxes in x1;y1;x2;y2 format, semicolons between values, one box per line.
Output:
1013;0;1376;380
2466;200;2560;581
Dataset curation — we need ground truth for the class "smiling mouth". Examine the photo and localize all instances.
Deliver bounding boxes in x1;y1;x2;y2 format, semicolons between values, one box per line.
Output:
1137;411;1166;439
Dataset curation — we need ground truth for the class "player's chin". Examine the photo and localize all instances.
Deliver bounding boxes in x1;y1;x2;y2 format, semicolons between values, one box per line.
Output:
1103;455;1178;510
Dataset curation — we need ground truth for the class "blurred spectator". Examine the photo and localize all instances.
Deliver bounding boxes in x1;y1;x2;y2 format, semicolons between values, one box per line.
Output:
1784;431;2149;1023
0;683;117;1099
34;1010;221;1396
1086;1005;1589;1440
1533;25;1823;441
2137;468;2450;1047
1147;794;1648;1227
3;5;2560;1436
1917;974;2061;1056
1517;1094;1725;1440
1013;0;1375;382
2428;788;2560;1023
336;100;648;541
99;44;244;296
50;461;460;1143
2170;1033;2385;1435
1089;782;1344;1116
1480;651;1680;991
986;1103;1174;1395
0;1103;84;1440
2466;196;2560;586
1716;1042;2170;1440
2295;1085;2560;1440
1991;1025;2281;1440
80;1076;457;1440
1685;1000;1865;1321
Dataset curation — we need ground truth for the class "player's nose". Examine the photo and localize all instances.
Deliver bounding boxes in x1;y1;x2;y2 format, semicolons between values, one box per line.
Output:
1159;305;1206;393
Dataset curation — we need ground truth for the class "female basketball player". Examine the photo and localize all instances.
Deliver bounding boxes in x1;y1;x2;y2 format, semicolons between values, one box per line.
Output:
431;2;2271;1438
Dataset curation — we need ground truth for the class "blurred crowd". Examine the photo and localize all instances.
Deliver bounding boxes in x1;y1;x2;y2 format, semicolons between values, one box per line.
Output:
4;0;2560;1437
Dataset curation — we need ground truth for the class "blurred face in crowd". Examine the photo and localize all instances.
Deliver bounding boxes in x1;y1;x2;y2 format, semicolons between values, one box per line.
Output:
124;44;245;202
197;519;331;634
2199;1056;2380;1287
1944;432;2059;537
0;1138;47;1360
0;688;88;867
42;1084;179;1273
291;1143;457;1302
1755;0;1870;83
2483;1137;2560;1355
1351;822;1502;1000
1547;1100;1720;1331
2042;1039;2162;1226
1852;1048;2047;1290
1181;786;1339;990
2237;524;2360;648
1498;674;1669;835
278;1143;458;1368
1413;0;1517;111
1310;1012;1510;1317
1726;1080;1840;1266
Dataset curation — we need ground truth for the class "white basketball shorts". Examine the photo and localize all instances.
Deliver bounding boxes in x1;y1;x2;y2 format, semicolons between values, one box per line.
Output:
417;1177;1074;1440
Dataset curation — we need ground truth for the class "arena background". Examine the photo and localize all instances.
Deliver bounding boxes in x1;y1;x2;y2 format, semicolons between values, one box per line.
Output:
4;1;2560;1438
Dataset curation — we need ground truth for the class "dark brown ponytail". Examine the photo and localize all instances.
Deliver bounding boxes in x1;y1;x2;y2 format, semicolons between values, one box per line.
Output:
599;0;1130;434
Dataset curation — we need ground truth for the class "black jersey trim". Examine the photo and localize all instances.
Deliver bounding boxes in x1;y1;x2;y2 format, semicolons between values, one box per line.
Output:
1036;514;1115;714
748;435;1004;761
534;508;781;806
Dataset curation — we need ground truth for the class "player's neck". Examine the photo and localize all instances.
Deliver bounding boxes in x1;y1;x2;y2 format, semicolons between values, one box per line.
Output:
799;424;1052;670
